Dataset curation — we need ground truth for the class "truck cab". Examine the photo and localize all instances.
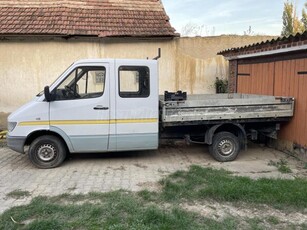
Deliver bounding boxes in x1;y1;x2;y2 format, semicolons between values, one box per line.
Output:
7;59;159;168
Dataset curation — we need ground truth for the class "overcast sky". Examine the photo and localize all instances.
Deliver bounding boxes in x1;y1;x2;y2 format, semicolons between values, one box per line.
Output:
162;0;306;36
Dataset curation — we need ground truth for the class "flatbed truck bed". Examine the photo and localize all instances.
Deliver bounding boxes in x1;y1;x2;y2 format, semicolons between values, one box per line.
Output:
160;93;294;126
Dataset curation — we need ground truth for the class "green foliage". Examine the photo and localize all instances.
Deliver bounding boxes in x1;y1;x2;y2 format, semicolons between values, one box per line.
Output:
214;77;228;94
302;8;307;30
268;159;292;174
0;191;237;230
246;218;264;230
282;0;305;36
266;216;280;225
161;166;306;209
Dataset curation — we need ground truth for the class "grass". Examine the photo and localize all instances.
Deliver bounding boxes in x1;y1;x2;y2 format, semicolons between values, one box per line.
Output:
266;216;280;225
268;159;292;173
0;191;238;230
160;166;306;209
1;166;307;229
6;190;31;199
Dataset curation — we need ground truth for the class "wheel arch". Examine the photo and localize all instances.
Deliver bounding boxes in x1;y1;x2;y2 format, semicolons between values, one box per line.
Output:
25;129;73;152
205;123;247;149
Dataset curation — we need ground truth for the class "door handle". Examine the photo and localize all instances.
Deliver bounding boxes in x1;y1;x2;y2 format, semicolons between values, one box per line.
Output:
93;106;109;110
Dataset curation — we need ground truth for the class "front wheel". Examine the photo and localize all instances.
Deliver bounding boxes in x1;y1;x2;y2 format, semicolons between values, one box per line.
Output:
209;132;240;162
28;135;67;169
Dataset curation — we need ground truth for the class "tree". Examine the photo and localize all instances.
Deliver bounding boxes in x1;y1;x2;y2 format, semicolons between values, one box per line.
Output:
281;0;304;36
244;26;254;36
181;23;203;36
302;2;307;30
181;23;215;37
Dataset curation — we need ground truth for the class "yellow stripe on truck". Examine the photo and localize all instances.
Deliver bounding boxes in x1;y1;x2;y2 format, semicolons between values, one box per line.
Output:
51;120;110;125
19;119;158;126
110;119;158;124
19;121;50;126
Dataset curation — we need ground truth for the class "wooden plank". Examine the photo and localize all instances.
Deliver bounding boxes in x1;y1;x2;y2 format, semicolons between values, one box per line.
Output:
254;63;261;94
274;61;283;96
268;62;274;95
301;59;307;146
261;63;268;94
296;58;306;145
289;58;305;143
245;64;250;93
243;64;251;94
284;60;298;141
261;63;266;94
287;59;298;141
282;60;289;96
250;63;256;94
275;60;294;142
237;64;250;93
288;59;303;143
238;64;244;74
237;75;243;93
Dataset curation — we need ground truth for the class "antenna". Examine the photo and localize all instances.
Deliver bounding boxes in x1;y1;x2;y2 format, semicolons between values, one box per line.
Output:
153;48;161;60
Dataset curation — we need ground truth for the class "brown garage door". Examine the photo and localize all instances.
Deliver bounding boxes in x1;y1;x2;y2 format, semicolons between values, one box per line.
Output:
237;58;307;147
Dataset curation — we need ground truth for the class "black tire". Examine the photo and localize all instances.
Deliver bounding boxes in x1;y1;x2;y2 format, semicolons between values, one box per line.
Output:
209;132;240;162
28;135;67;169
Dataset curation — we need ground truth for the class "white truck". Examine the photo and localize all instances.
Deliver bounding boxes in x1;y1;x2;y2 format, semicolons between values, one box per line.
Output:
7;58;294;168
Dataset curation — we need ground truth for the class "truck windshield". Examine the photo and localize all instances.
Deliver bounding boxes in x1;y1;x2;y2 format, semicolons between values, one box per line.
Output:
36;63;74;97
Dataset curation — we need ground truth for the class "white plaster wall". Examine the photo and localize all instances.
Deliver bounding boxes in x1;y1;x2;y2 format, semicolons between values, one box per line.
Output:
0;35;274;113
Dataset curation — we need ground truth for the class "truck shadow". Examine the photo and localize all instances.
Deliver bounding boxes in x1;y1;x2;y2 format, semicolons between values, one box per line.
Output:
66;150;158;162
62;143;210;167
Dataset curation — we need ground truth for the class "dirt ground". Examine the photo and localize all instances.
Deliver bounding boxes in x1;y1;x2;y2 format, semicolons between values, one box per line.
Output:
0;141;306;227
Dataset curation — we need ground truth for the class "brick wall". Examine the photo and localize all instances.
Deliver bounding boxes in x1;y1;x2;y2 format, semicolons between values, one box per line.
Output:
228;60;237;93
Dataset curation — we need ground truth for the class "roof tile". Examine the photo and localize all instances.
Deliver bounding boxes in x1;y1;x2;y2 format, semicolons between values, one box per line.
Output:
0;0;178;38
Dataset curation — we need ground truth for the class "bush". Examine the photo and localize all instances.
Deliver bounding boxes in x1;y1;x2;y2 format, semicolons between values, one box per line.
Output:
215;77;228;93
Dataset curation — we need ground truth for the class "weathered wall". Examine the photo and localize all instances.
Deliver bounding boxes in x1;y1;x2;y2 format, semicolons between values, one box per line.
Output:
0;35;273;129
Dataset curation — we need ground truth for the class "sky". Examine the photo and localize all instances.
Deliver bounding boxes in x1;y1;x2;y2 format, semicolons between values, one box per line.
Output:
162;0;306;36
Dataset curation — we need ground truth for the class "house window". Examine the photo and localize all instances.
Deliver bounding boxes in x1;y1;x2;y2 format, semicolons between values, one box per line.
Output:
119;66;150;98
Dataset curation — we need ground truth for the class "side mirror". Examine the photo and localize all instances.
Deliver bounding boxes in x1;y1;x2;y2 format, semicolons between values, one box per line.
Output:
44;86;51;102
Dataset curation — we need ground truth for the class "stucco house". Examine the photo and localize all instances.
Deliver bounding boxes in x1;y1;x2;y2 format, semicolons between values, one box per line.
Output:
0;0;274;129
0;0;177;112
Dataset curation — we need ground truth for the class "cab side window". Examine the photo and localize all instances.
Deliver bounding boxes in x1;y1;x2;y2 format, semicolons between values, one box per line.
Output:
119;66;150;98
53;66;106;100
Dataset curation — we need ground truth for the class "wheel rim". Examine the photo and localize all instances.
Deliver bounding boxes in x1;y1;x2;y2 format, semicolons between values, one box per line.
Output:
37;144;57;162
217;139;234;156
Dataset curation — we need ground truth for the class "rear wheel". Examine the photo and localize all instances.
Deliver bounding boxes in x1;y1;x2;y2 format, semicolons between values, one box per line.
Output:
209;131;240;162
28;135;67;169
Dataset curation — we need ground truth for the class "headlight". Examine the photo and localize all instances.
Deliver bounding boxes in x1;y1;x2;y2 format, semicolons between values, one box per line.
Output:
8;122;17;132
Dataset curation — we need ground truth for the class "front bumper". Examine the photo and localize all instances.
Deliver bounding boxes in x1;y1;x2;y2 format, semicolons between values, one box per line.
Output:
7;135;26;154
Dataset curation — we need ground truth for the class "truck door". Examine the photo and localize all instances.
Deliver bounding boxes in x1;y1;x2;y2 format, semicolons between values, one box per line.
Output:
113;60;159;151
49;64;110;152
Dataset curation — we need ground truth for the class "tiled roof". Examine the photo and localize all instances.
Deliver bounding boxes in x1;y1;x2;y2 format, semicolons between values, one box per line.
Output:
0;0;178;38
218;31;307;56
